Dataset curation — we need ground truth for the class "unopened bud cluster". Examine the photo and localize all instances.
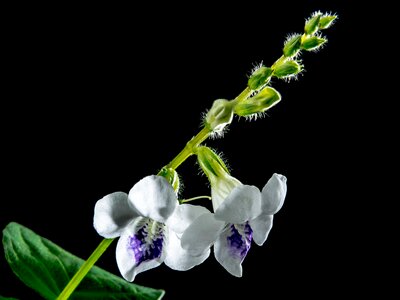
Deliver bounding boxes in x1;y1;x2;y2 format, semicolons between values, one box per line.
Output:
247;12;336;88
204;11;336;133
298;11;336;54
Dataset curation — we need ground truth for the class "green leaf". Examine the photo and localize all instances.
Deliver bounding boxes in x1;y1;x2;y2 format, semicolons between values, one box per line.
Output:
2;222;165;300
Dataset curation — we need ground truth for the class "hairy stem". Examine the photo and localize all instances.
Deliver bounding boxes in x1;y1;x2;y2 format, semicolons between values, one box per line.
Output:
165;126;211;170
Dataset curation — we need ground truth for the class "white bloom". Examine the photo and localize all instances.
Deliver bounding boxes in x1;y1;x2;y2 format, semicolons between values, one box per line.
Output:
93;175;210;281
181;173;287;277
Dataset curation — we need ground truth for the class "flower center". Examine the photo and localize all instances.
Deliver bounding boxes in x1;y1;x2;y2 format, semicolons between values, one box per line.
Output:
227;222;253;259
128;217;165;266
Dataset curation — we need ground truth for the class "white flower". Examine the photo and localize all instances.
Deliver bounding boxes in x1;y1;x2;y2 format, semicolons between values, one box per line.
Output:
181;173;287;277
93;175;210;281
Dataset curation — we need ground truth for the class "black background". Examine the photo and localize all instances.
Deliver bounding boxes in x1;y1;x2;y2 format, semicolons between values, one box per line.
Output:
1;1;382;299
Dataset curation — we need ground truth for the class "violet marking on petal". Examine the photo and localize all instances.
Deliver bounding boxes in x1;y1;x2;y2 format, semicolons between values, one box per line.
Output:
227;223;253;259
128;220;164;266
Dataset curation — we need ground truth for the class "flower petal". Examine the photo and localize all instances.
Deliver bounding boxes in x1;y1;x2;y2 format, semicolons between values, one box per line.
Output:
214;185;261;224
211;175;242;211
128;175;177;223
249;214;273;246
261;173;287;215
214;223;253;277
93;192;136;238
181;212;225;256
164;228;210;271
165;204;210;234
116;217;166;281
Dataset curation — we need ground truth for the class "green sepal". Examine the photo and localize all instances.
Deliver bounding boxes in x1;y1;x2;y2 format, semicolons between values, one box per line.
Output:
196;146;229;179
158;167;180;192
205;99;234;133
234;86;281;116
273;59;302;78
248;66;273;90
283;34;302;57
319;14;337;29
304;13;321;35
301;36;327;51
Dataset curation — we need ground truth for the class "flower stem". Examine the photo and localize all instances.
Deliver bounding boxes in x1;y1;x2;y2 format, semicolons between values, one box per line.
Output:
180;195;212;203
56;238;114;300
234;87;252;102
166;126;211;170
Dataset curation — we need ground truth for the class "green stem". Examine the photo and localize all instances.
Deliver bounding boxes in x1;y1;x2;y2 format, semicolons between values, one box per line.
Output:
271;55;286;70
234;87;252;102
56;238;114;300
180;195;212;203
166;126;211;170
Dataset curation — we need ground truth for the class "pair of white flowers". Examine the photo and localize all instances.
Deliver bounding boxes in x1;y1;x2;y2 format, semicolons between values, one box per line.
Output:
93;173;286;281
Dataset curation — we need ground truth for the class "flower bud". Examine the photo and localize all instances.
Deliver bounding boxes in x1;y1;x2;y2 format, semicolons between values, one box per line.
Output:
158;167;180;192
196;146;229;178
196;146;241;210
234;86;281;117
301;35;327;51
273;59;302;79
304;12;321;35
248;66;273;90
319;14;337;29
205;99;234;133
283;34;302;58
